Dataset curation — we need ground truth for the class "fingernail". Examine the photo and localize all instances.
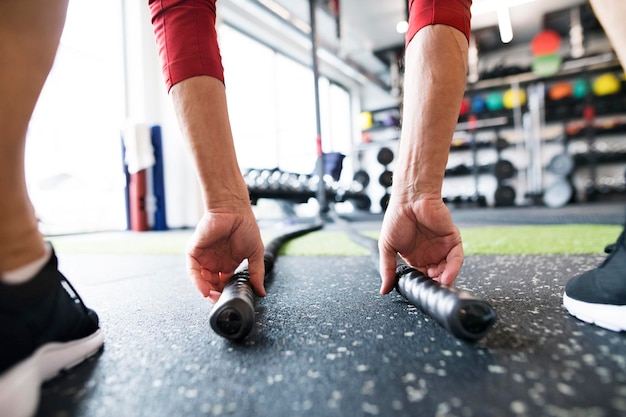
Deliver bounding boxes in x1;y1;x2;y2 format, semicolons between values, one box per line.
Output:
208;290;221;303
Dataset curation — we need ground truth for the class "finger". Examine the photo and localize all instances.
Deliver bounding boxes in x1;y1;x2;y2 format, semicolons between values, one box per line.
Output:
427;264;444;279
191;269;214;298
187;256;214;298
247;252;266;297
378;242;398;295
439;245;464;286
203;269;221;286
208;290;222;304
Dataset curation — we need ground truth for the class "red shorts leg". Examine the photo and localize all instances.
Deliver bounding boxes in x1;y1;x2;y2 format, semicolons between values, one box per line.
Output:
406;0;472;46
149;0;224;92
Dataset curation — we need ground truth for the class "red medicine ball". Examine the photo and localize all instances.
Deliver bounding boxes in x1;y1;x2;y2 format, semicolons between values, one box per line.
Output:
531;30;561;56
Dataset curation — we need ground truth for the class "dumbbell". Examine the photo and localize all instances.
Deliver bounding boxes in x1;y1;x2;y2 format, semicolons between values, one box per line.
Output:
268;170;283;190
297;174;311;192
255;169;272;189
244;169;261;189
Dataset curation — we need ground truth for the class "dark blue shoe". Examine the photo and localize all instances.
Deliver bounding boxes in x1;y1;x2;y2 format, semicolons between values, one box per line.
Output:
0;247;104;417
563;229;626;332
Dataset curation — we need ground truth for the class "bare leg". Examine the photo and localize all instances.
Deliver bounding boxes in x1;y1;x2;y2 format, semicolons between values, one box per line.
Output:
0;0;69;273
590;0;626;70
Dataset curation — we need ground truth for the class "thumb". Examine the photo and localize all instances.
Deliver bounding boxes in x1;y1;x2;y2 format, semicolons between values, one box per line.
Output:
439;244;464;286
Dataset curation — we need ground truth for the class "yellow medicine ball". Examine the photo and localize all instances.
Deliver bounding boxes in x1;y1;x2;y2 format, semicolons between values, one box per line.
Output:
503;89;527;109
593;73;621;96
360;111;373;130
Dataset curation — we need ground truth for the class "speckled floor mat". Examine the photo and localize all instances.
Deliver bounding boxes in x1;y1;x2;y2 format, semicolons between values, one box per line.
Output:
37;253;625;417
449;203;625;226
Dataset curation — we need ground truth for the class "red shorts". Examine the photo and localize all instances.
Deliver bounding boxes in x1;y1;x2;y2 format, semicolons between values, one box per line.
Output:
406;0;472;46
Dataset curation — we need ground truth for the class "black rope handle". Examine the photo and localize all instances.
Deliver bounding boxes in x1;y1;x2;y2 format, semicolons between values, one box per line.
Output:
209;220;323;340
342;216;496;342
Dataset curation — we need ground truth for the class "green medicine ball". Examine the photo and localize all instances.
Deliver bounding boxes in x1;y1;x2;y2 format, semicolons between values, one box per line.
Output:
532;54;561;77
572;79;589;99
485;92;504;111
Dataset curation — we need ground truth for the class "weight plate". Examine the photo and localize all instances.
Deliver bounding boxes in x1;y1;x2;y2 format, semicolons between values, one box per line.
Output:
353;195;372;211
494;185;516;206
353;170;370;187
377;147;394;165
495;137;509;151
380;194;391;211
543;179;573;208
493;159;515;180
379;170;393;187
548;153;574;176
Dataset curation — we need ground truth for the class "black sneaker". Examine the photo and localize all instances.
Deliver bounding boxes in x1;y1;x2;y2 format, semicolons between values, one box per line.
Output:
0;246;104;417
563;229;626;332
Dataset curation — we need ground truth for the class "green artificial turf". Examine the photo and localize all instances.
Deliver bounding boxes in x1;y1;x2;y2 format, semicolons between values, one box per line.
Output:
48;224;622;256
460;224;621;255
278;225;622;256
49;230;193;255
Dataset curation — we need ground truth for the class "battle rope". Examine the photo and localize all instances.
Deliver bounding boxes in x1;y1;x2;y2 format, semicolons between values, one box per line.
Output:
337;214;497;342
208;220;323;340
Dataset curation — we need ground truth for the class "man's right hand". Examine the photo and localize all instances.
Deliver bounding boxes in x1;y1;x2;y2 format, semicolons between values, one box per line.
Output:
378;195;464;295
186;206;266;303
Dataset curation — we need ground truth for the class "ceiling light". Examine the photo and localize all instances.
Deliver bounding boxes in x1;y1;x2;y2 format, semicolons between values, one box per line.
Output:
497;6;513;43
396;20;409;34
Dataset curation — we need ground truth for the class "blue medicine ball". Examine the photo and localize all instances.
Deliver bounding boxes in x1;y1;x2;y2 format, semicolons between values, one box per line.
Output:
471;95;486;113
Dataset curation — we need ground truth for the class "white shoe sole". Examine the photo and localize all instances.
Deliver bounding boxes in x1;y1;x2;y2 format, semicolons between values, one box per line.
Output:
563;293;626;332
0;329;104;417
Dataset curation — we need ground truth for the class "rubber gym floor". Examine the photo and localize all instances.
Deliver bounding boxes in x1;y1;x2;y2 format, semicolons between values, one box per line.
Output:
37;203;626;417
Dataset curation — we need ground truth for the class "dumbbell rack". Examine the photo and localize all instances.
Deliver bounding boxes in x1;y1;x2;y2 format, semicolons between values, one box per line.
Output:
243;168;370;211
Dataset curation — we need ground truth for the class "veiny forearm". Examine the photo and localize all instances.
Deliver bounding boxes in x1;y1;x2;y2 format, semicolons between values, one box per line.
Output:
393;25;469;202
170;76;249;209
